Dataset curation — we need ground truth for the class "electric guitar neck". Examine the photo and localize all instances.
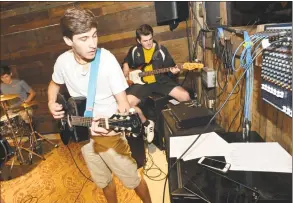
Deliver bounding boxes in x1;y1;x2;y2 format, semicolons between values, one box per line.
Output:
127;62;204;85
139;62;204;77
70;116;107;128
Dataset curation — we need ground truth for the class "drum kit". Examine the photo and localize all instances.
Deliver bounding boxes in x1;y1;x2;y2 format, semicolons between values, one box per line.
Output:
0;94;58;167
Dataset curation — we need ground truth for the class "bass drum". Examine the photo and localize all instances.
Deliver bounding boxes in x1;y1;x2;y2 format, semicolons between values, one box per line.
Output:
0;137;14;165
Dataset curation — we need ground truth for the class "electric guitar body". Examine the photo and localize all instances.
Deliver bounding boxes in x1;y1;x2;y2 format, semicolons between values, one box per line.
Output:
127;64;149;85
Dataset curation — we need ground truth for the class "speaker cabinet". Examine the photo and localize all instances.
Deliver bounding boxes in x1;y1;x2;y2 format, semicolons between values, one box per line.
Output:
205;2;221;28
205;2;292;28
154;2;189;26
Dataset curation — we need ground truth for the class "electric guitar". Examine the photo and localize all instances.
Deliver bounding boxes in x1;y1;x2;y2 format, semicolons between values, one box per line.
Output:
57;94;143;145
127;62;204;86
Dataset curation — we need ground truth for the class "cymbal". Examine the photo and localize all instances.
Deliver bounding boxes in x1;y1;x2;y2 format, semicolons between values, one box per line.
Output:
0;94;19;101
21;101;39;108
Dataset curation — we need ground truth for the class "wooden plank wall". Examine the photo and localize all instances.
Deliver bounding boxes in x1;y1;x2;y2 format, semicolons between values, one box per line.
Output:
200;2;292;153
0;2;190;114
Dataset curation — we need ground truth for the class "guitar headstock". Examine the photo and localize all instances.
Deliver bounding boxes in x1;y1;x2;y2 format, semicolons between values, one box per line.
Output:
109;112;143;135
177;62;204;71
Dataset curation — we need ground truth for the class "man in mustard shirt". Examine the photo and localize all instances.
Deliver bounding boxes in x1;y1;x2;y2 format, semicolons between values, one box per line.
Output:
123;24;191;143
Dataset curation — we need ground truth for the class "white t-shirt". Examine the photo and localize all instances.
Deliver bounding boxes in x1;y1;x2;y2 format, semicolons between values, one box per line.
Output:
52;48;128;117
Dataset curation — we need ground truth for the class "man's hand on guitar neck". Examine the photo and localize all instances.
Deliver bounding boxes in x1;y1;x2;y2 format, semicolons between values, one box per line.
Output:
170;65;181;75
90;116;110;136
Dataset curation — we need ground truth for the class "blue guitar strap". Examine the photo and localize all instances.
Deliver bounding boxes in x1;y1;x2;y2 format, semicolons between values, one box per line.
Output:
84;48;101;117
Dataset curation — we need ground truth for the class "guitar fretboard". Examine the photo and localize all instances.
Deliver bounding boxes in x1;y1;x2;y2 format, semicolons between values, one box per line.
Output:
136;63;203;77
138;67;172;77
71;116;107;128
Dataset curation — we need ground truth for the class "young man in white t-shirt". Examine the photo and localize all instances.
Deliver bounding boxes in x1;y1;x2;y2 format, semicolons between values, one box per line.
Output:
47;7;152;203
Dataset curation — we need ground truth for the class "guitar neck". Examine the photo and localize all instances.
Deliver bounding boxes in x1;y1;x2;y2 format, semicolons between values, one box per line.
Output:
138;67;172;77
71;116;107;128
136;62;204;78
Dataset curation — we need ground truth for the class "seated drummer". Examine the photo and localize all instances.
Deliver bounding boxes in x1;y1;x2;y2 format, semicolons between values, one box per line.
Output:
0;64;36;124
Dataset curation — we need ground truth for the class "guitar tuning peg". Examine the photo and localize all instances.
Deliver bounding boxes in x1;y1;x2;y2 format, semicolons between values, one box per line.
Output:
114;127;119;131
132;133;138;138
129;108;135;114
127;127;132;131
126;116;130;120
113;117;118;120
120;116;124;120
120;127;125;131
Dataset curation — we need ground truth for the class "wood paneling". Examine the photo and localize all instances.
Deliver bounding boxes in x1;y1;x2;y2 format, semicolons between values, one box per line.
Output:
100;26;189;51
0;1;190;121
0;2;74;18
1;2;152;36
96;5;156;36
1;21;189;61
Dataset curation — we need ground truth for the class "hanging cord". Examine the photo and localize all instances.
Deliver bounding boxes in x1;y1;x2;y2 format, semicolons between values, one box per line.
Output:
162;37;289;203
143;144;167;181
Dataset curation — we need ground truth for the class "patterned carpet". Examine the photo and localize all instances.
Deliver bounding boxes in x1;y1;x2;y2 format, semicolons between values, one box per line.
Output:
0;138;141;203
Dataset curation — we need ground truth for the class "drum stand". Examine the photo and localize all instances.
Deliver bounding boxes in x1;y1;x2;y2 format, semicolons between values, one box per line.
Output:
24;107;58;164
0;102;44;168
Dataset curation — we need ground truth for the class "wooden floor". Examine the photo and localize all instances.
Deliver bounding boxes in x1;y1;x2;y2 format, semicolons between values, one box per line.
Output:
1;135;144;203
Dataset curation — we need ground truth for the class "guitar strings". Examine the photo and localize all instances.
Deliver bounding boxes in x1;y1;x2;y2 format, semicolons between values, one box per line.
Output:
71;117;130;124
70;118;133;130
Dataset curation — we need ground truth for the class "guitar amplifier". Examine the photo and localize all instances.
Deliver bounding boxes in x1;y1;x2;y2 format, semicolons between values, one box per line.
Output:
167;102;215;129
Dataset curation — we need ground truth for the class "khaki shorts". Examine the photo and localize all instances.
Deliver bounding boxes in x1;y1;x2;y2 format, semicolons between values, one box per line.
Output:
81;134;141;189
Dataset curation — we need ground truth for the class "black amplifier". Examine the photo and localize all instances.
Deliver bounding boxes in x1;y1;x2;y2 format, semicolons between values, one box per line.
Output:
167;102;215;129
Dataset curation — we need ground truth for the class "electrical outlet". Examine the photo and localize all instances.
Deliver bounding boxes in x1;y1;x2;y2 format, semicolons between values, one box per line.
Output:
202;67;217;88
